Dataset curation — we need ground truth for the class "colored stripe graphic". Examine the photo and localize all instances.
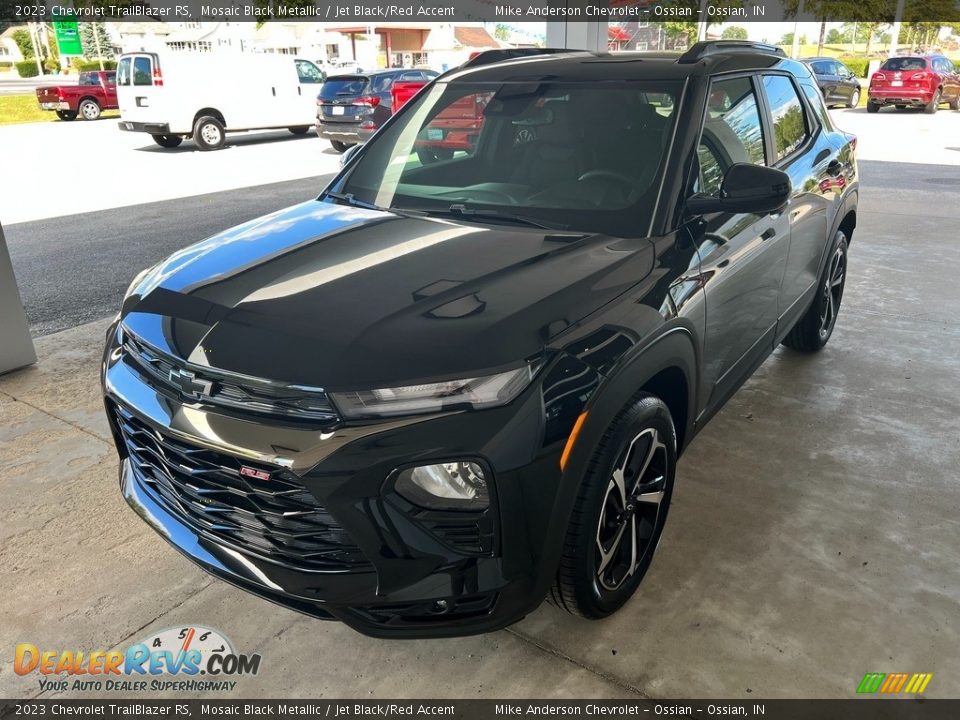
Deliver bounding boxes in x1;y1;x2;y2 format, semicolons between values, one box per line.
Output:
857;672;932;694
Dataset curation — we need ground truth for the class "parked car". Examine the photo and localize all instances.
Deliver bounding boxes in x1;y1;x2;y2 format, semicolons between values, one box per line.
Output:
36;70;117;121
867;55;960;113
115;52;324;150
328;59;364;75
315;68;439;152
389;78;487;164
802;57;861;108
103;41;858;638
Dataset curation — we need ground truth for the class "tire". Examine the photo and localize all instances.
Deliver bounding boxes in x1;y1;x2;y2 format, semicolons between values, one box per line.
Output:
330;140;349;153
417;147;455;164
549;394;677;619
924;89;941;114
895;104;907;110
846;89;860;109
288;126;310;135
151;134;182;148
950;92;960;111
78;99;101;121
866;101;880;113
193;115;226;151
55;109;77;121
782;229;849;353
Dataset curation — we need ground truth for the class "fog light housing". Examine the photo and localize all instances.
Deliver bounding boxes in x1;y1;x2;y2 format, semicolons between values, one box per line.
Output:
395;462;489;510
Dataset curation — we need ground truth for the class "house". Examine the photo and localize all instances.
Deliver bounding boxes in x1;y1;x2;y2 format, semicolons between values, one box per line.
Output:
422;24;501;71
0;25;27;68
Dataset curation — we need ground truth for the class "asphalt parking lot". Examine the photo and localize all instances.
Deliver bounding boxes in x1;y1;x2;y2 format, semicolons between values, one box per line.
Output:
2;107;959;698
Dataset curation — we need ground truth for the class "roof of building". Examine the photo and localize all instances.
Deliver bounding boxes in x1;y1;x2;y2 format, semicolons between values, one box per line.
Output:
453;26;498;49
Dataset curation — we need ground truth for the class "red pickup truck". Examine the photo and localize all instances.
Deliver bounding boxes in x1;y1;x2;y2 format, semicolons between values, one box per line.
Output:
391;79;487;164
36;70;117;121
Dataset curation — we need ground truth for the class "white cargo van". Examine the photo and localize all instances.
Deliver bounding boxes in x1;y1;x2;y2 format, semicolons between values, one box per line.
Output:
116;52;325;150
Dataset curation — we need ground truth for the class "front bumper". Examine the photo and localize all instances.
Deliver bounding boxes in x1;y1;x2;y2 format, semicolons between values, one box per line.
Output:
102;322;575;638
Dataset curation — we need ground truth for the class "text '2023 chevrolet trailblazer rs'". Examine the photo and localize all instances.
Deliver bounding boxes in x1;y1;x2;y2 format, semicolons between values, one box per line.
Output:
103;43;858;638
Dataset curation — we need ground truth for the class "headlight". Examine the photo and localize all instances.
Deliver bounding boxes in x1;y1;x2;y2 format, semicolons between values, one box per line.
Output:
330;363;539;419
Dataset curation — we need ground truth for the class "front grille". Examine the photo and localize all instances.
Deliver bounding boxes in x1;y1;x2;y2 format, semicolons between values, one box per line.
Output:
114;404;370;573
121;329;339;423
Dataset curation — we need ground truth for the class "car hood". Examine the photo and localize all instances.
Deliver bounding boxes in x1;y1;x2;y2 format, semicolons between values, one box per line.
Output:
121;200;654;390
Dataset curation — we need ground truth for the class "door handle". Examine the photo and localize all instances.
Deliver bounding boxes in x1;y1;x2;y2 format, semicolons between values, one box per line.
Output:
761;227;776;241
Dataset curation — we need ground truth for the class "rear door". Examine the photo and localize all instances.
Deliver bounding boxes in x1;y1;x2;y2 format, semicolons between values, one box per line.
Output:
116;53;162;123
810;60;839;102
102;71;117;107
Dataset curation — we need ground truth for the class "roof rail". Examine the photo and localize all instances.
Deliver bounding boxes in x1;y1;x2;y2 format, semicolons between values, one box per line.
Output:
678;40;786;64
459;48;579;69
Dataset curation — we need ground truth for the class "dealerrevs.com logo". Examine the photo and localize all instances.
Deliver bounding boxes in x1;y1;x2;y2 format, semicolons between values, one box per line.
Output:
14;625;261;693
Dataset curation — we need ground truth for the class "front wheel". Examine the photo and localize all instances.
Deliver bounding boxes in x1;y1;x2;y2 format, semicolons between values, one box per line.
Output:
55;109;77;121
924;89;941;114
782;230;849;352
950;92;960;111
78;99;101;121
550;394;676;619
847;89;860;109
151;134;183;148
193;116;225;151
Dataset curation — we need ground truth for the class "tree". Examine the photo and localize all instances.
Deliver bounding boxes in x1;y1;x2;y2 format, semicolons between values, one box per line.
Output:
826;28;844;44
79;21;109;60
721;26;748;40
493;24;510;42
12;28;33;59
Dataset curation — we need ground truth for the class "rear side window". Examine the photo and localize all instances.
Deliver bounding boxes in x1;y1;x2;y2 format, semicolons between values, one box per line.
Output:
370;74;396;93
117;57;131;86
881;57;927;72
810;61;831;75
762;75;810;162
320;77;368;100
133;56;152;86
79;73;99;86
800;82;831;131
105;72;116;85
698;76;766;195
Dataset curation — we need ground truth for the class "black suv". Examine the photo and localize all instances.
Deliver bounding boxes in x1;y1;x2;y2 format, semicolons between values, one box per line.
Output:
802;56;862;108
103;42;858;638
316;67;439;152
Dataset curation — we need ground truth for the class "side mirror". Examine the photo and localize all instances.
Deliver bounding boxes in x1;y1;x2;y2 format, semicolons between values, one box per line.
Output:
339;144;362;169
687;163;791;216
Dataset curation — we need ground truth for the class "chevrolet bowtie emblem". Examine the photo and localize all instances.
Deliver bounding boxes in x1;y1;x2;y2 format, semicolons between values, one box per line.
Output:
168;367;213;398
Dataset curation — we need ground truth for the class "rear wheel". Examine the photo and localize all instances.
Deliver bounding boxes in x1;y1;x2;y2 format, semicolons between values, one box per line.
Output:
151;134;182;148
193;115;225;151
866;101;880;113
55;109;77;121
417;147;455;164
924;89;941;114
330;140;350;153
549;394;676;619
782;229;849;352
78;99;101;121
288;126;310;135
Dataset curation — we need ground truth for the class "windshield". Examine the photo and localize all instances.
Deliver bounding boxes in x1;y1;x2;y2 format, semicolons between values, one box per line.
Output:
340;80;680;236
881;58;928;71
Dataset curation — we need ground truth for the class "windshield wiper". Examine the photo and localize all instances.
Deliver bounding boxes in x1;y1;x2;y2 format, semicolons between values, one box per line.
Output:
414;204;571;231
323;191;425;221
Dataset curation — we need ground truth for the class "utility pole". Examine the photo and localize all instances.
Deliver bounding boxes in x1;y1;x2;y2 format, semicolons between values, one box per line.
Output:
28;21;43;75
92;22;105;70
889;0;905;56
791;0;805;59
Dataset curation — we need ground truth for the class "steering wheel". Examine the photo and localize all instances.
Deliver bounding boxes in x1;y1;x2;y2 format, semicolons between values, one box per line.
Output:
578;170;636;186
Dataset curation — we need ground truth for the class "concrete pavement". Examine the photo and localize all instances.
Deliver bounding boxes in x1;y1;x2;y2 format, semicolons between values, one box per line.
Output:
2;159;959;699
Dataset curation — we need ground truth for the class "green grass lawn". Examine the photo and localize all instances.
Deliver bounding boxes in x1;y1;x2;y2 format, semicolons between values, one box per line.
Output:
0;94;119;126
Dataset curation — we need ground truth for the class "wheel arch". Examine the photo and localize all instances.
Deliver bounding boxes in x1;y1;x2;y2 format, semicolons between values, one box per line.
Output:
78;95;100;108
193;108;226;128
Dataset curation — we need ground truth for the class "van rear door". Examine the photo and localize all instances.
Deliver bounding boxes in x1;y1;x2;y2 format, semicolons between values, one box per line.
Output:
117;53;163;125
